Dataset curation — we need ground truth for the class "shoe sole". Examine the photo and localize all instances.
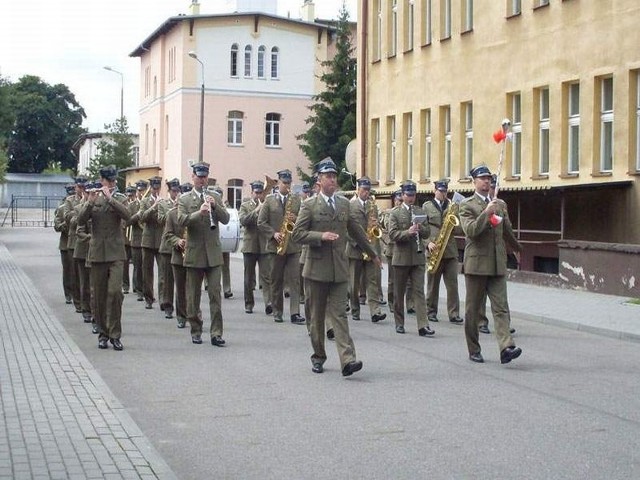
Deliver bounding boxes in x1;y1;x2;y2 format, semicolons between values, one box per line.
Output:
501;348;522;364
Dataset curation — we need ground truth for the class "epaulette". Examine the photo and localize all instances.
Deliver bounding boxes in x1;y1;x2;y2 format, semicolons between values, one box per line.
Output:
113;192;127;200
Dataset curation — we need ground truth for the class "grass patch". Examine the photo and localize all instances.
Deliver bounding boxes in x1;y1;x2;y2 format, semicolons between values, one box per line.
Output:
626;298;640;305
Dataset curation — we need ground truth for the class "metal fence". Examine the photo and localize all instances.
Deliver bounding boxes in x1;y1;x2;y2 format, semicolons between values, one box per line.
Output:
1;195;66;227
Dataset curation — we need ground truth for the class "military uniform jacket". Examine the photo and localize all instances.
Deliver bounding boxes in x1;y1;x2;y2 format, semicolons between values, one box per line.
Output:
177;189;230;269
388;204;430;267
139;195;163;250
422;199;461;260
380;207;396;258
73;216;92;261
77;192;131;263
239;198;267;254
257;193;302;255
162;207;186;266
158;198;178;254
64;195;82;251
346;196;381;259
53;199;70;250
459;194;523;276
126;200;143;248
291;195;376;283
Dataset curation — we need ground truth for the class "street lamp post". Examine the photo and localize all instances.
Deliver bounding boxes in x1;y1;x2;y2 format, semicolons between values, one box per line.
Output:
103;66;124;121
188;51;205;163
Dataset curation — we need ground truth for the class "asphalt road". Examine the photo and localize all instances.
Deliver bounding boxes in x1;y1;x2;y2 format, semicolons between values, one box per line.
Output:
3;227;640;480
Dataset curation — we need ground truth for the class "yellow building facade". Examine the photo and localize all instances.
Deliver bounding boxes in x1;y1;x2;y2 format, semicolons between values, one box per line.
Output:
357;0;640;281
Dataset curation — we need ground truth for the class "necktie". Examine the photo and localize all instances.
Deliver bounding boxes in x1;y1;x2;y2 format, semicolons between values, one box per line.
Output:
282;195;287;211
328;197;335;211
485;197;490;204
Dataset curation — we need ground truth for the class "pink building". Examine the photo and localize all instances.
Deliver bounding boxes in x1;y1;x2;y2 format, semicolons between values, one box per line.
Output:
128;1;342;208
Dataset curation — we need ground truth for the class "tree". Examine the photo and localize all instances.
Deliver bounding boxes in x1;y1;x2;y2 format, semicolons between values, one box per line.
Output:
6;75;86;173
86;117;134;191
297;2;356;189
0;75;11;182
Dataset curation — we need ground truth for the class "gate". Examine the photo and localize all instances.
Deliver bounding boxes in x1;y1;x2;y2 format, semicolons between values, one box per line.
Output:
1;195;66;227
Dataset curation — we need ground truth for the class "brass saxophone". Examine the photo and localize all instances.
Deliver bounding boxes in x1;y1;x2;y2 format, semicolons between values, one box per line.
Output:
426;202;460;273
276;196;295;256
362;198;382;261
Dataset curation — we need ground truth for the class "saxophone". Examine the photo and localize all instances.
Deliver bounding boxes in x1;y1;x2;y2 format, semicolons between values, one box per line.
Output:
426;202;460;273
362;198;382;261
276;196;295;256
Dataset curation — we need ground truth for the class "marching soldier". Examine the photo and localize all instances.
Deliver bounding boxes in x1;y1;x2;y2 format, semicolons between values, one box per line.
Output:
459;165;523;364
257;169;305;324
423;180;464;324
292;158;380;376
158;178;181;319
54;183;76;304
213;186;234;300
73;185;93;327
122;185;137;294
239;180;271;314
139;176;164;309
64;176;88;313
77;165;131;350
127;180;146;301
162;182;193;329
388;180;434;337
178;162;230;346
347;176;386;323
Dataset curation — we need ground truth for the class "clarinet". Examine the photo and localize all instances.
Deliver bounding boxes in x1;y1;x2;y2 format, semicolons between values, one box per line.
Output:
411;206;423;253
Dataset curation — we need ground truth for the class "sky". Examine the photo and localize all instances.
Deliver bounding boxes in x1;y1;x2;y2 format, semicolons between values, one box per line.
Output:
0;0;357;133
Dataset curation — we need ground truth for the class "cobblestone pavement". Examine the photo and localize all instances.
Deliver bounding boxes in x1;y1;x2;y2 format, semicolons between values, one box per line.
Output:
0;243;177;480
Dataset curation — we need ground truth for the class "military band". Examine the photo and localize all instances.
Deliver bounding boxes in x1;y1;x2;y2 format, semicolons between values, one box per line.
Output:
56;158;526;369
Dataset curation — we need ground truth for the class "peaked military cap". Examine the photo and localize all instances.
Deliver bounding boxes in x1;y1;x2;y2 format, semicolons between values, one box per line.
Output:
315;157;338;174
166;177;181;190
136;179;149;190
74;175;88;186
434;179;449;192
192;162;210;177
357;176;372;189
65;183;76;194
301;181;310;193
393;189;403;199
401;180;417;194
99;165;118;181
470;165;493;178
180;183;193;193
148;175;163;185
125;185;137;194
250;180;265;192
277;169;292;182
490;174;498;188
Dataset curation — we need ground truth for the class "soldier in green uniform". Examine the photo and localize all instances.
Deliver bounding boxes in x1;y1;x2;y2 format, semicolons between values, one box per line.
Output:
158;178;181;319
292;158;380;377
77;166;131;350
162;182;193;328
139;176;164;309
239;180;271;314
178;162;230;346
258;169;305;324
122;185;137;294
63;176;87;312
347;176;386;323
128;180;146;301
459;165;523;364
71;186;93;325
388;180;435;337
423;180;464;324
54;184;76;304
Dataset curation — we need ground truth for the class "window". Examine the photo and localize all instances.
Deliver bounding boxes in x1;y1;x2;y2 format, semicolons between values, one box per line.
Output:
441;0;451;40
373;0;382;61
390;0;398;56
244;45;252;77
508;0;521;16
227;179;243;209
168;47;176;83
227;110;243;145
442;106;451;178
511;93;522;176
463;102;473;176
462;0;473;32
535;0;550;7
265;113;281;147
600;77;614;172
271;47;279;78
387;116;396;181
230;44;239;77
537;87;550;175
423;0;432;45
131;146;140;167
567;83;580;174
405;113;413;179
144;124;149;154
372;119;381;179
153;76;157;99
422;109;432;179
405;0;414;51
636;73;640;171
144;67;151;97
257;46;266;78
152;129;157;162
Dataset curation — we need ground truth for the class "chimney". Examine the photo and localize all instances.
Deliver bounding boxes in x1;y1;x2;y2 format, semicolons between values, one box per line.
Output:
300;0;315;23
189;0;200;15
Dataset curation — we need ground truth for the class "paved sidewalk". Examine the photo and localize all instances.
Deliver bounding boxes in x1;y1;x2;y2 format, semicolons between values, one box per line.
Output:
0;243;177;480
